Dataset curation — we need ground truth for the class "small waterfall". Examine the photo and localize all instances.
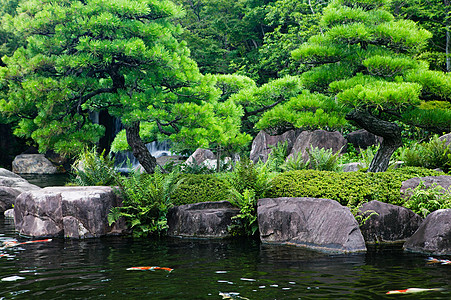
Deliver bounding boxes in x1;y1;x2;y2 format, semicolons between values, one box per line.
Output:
114;140;172;172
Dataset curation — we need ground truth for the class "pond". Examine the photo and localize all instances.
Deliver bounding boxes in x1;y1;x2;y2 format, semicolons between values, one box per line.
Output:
0;216;450;299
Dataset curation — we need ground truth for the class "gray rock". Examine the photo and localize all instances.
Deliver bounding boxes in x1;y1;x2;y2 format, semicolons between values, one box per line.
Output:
185;148;216;166
404;209;451;255
341;162;364;172
14;186;127;238
401;175;451;199
287;130;347;162
346;129;382;151
0;186;21;212
167;201;240;238
0;168;22;179
12;154;62;174
358;200;423;244
250;130;298;164
258;197;366;254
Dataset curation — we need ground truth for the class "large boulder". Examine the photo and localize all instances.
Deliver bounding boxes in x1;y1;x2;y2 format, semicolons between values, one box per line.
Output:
0;168;41;212
167;201;240;238
185;148;216;166
346;129;382;151
12;154;62;174
403;209;451;255
258;197;366;254
357;200;423;244
287;130;347;161
14;186;127;238
401;175;451;199
250;130;298;163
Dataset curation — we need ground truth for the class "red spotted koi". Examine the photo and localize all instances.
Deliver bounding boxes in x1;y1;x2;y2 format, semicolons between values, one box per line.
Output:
386;288;444;294
426;257;451;265
1;239;52;249
126;266;173;272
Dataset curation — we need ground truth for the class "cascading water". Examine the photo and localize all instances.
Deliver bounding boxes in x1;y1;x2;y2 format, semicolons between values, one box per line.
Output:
114;140;172;172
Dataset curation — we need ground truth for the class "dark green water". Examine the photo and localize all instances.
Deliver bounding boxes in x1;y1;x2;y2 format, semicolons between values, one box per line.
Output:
0;216;450;300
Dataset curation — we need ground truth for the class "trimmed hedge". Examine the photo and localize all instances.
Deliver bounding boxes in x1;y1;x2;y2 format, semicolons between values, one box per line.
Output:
266;167;444;207
171;174;232;206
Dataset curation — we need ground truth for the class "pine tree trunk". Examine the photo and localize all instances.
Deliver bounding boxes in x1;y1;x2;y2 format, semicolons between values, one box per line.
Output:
346;109;402;172
125;121;158;174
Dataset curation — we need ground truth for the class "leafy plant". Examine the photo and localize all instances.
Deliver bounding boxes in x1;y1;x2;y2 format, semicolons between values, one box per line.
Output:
109;169;179;237
280;152;309;171
307;145;342;171
404;181;451;217
401;135;451;173
350;202;379;227
71;147;118;186
228;189;259;237
266;141;289;172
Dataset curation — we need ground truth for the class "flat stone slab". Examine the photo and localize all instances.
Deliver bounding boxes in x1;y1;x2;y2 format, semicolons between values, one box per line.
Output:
258;197;366;254
358;200;423;244
14;186;127;238
404;209;451;255
167;201;240;238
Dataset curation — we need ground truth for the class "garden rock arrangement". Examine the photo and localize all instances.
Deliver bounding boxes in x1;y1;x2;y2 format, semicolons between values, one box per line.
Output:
250;130;298;163
167;201;240;238
403;209;451;255
357;200;423;244
14;186;127;238
257;197;367;254
287;130;347;161
12;154;62;174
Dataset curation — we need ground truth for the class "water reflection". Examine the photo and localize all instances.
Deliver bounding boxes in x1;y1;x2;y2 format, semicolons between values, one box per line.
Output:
0;217;450;299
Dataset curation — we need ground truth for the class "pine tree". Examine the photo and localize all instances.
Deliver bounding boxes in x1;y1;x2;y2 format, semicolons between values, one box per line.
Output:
260;0;451;172
0;0;224;173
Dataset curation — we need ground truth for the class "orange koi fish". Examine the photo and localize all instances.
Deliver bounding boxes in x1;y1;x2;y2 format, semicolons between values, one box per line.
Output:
126;266;173;272
386;288;444;294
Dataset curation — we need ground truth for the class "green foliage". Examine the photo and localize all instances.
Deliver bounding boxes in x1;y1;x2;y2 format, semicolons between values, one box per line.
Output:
171;174;231;206
401;135;451;173
229;158;273;198
71;147;118;186
257;90;348;132
266;168;443;207
280;152;309;172
404;181;451;217
306;145;342;171
228;189;259;237
109;170;179;237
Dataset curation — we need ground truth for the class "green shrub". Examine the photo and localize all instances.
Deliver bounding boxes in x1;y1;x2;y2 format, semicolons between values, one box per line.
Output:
109;170;178;237
307;145;342;171
403;181;451;217
171;174;232;206
266;168;444;207
401;135;451;173
71;147;118;186
228;189;259;237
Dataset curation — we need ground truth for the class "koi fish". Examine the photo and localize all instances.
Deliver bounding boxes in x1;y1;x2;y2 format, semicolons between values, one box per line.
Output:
1;239;52;249
426;257;451;265
219;292;249;300
126;266;173;272
386;288;444;294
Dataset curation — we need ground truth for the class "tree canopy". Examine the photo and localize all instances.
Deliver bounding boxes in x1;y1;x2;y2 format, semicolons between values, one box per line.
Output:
258;0;451;172
0;0;250;173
